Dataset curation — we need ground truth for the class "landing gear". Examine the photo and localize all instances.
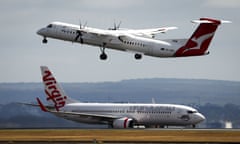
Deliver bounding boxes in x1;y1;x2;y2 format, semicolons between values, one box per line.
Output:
192;124;196;128
99;43;107;60
100;52;107;60
135;53;142;60
42;37;47;44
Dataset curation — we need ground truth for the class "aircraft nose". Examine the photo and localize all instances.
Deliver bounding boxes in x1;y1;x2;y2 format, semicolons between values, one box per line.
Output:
196;113;206;123
37;28;46;36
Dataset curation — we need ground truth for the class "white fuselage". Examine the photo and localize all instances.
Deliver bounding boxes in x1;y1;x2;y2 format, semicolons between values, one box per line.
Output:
37;22;186;58
39;66;205;128
57;103;205;127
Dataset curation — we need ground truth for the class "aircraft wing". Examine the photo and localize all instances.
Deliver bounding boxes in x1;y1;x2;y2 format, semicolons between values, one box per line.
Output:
82;28;116;38
126;27;177;38
82;26;177;39
51;110;120;122
21;98;121;123
17;102;55;110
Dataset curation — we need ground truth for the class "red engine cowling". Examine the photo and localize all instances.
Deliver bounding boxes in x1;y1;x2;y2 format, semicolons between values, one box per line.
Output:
113;117;134;128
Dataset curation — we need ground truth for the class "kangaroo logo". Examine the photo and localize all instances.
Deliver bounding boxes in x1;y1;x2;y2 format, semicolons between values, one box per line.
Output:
175;31;215;57
182;32;215;54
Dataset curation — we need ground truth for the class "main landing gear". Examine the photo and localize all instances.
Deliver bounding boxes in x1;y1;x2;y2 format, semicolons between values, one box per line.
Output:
134;53;142;60
100;51;107;60
99;46;143;60
42;37;48;44
99;43;107;60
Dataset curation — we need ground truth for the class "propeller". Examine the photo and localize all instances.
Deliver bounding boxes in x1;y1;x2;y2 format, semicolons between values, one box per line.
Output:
109;20;121;30
74;30;83;43
75;20;87;43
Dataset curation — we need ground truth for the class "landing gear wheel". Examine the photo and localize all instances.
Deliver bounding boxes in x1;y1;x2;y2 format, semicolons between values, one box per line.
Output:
99;43;107;60
135;53;142;60
100;53;107;60
42;38;48;44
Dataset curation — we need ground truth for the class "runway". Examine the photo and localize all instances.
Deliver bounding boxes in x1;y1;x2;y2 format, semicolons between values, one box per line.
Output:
0;129;240;143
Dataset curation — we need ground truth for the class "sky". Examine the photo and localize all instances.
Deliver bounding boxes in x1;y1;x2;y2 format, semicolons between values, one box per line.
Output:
0;0;239;82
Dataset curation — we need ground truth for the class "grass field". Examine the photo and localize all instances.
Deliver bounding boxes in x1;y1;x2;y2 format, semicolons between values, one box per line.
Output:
0;129;240;143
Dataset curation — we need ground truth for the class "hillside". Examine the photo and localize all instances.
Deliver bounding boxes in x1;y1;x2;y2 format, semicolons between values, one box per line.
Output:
0;78;240;128
1;78;239;105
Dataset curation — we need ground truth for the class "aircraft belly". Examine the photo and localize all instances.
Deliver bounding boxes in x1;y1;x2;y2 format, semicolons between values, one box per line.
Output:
135;114;187;126
148;45;176;57
106;44;127;51
52;111;194;127
83;39;102;47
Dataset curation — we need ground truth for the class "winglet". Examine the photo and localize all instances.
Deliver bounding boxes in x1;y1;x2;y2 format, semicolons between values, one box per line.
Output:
36;97;48;112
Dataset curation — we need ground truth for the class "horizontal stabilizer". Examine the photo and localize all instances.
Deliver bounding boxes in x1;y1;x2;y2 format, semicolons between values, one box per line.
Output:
36;97;48;112
191;18;232;24
17;100;54;112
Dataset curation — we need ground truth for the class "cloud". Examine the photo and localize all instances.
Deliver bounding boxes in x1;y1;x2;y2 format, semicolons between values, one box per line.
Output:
204;0;240;8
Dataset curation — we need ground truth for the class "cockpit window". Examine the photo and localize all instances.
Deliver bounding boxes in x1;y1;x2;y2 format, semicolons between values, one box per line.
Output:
187;110;197;114
47;24;52;28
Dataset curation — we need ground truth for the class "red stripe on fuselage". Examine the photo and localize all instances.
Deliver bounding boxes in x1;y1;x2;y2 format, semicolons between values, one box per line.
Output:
124;118;128;128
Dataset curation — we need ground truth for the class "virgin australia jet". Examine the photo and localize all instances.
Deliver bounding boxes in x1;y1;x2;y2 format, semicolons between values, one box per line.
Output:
33;66;205;128
37;18;230;60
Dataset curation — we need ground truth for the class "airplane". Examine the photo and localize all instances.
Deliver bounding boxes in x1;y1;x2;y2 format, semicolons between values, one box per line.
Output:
37;17;230;60
29;66;205;128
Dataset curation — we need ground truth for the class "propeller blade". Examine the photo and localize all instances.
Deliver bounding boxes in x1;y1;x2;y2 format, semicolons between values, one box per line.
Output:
109;20;121;30
83;21;87;28
76;19;85;43
116;21;121;29
114;20;117;30
79;20;82;29
74;30;82;41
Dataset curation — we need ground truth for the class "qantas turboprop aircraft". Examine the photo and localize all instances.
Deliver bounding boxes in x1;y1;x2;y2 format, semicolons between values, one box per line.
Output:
31;66;205;128
37;18;230;60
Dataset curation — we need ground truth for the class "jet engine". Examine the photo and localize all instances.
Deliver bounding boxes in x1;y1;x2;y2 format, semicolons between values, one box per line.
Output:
112;117;134;128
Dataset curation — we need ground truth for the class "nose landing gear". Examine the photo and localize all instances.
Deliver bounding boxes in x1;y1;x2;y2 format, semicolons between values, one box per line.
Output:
42;37;48;44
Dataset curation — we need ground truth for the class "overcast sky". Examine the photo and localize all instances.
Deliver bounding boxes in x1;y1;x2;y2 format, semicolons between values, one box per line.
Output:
0;0;239;82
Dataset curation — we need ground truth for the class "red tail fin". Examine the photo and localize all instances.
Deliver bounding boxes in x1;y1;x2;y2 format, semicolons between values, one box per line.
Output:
40;66;77;111
175;18;223;57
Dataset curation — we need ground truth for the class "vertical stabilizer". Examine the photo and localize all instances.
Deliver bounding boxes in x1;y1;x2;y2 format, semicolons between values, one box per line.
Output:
40;66;77;111
175;18;230;57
